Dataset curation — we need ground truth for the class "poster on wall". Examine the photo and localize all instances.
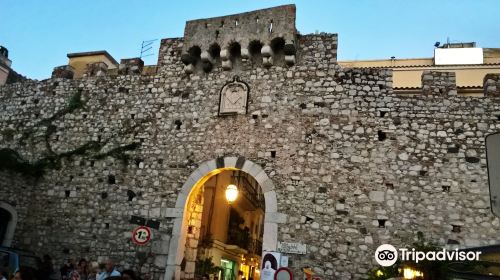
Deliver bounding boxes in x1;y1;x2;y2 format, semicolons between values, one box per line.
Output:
261;251;281;280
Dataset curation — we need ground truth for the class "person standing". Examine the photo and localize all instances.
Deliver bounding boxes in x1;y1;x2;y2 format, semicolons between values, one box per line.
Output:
96;259;120;280
38;255;57;280
0;270;8;280
60;259;75;280
76;259;89;280
13;267;36;280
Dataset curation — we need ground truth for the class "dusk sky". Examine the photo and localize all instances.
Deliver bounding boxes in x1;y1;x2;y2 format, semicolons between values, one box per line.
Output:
2;0;499;80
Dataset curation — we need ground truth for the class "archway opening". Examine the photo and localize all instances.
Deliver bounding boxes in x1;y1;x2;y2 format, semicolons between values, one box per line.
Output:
0;208;11;245
181;168;265;280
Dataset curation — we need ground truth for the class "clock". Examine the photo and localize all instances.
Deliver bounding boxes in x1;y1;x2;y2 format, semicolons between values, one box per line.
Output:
219;76;249;115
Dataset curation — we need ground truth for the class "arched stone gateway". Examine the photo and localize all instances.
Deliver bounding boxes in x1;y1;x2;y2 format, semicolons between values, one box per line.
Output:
0;201;18;247
164;157;286;280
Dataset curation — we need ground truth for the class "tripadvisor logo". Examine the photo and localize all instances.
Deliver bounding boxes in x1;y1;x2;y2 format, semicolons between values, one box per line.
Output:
375;244;398;266
374;244;482;267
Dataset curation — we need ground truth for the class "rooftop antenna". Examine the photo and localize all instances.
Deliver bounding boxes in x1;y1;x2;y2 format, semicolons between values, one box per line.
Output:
140;39;157;58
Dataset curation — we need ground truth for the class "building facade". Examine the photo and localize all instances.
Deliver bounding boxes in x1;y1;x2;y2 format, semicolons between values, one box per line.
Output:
339;46;500;96
1;4;500;280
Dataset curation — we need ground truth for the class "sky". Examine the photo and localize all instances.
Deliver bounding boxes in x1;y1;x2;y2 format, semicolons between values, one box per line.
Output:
2;0;499;80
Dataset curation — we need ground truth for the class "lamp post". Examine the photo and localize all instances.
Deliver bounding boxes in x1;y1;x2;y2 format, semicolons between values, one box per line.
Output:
225;184;239;204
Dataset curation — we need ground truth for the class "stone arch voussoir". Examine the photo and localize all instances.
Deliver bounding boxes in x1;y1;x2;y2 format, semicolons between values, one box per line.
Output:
163;156;284;280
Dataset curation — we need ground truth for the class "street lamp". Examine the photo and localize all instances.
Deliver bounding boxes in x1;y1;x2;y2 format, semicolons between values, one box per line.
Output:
225;184;238;203
403;267;424;279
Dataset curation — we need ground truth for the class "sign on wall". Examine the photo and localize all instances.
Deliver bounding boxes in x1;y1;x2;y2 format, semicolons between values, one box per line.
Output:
132;226;152;246
486;133;500;217
261;251;281;280
277;241;307;255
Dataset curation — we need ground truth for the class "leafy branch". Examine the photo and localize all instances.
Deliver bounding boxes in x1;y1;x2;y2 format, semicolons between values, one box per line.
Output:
0;90;145;178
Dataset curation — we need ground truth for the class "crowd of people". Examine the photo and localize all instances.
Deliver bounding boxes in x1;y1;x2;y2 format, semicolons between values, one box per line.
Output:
1;256;144;280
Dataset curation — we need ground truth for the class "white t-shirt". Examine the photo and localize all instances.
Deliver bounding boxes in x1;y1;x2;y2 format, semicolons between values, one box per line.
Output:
96;270;121;280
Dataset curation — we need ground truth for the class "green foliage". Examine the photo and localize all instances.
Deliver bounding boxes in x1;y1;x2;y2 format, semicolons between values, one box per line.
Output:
367;265;400;280
409;232;450;280
68;91;84;111
1;128;15;142
195;257;222;277
1;90;143;178
0;148;46;177
367;232;450;280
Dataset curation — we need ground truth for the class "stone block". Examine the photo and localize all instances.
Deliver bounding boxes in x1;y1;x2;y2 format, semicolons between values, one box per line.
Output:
118;58;144;75
369;191;385;202
84;62;108;77
152;238;170;254
51;65;75;79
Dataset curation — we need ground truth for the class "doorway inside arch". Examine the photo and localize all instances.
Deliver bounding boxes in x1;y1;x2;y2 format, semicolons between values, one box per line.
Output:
0;208;12;245
181;169;265;280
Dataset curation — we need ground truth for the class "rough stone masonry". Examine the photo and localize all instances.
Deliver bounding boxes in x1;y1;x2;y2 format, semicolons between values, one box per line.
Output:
1;4;500;280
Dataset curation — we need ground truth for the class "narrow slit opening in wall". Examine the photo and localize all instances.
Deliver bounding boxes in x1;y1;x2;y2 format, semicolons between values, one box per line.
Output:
65;190;70;198
377;130;387;141
379;111;387;117
174;120;182;130
378;219;387;228
108;175;116;184
271;151;276;158
127;190;136;201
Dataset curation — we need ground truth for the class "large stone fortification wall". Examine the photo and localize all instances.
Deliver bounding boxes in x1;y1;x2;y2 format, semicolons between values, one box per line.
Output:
1;5;500;280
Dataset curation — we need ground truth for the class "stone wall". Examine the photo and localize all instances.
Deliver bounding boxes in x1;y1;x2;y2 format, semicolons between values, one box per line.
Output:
421;70;457;95
484;73;500;97
183;5;297;54
1;8;500;280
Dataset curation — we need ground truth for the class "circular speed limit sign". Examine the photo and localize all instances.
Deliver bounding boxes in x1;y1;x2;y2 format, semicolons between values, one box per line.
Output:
132;226;151;245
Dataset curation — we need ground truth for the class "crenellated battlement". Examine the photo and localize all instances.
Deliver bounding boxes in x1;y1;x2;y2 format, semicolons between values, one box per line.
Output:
179;5;301;73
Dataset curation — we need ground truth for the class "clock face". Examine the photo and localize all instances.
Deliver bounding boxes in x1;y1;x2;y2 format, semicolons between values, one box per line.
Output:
219;78;249;115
